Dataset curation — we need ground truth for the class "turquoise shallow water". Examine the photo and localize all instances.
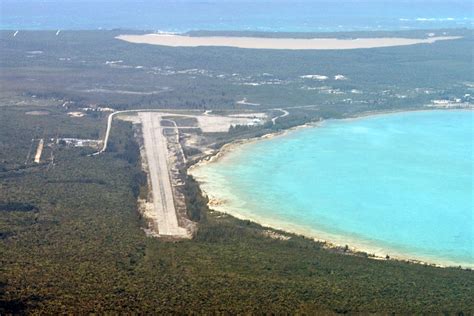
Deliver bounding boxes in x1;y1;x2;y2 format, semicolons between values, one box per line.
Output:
192;111;474;267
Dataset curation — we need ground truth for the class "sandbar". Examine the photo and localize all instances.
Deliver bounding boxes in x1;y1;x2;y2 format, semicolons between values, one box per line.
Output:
117;34;461;50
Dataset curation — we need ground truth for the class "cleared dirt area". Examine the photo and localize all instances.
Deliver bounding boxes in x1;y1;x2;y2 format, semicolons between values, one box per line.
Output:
196;114;263;132
139;112;188;237
117;110;265;133
34;139;44;163
25;110;50;116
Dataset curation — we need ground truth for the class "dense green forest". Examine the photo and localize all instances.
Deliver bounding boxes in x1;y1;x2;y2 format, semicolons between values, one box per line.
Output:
1;29;472;111
0;107;473;313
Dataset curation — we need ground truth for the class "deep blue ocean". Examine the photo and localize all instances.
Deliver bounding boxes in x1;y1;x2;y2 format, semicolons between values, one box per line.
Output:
1;0;472;32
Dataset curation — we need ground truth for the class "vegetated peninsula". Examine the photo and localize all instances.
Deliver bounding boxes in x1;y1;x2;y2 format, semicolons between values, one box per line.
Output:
0;28;473;314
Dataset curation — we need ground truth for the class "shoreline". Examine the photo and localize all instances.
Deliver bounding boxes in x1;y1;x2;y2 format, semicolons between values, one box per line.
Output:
188;108;474;269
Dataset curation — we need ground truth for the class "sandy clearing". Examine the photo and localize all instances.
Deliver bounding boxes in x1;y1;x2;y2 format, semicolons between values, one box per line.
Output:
25;111;50;116
80;88;169;95
119;110;261;132
196;115;262;132
117;34;461;50
139;112;188;237
228;113;267;119
236;98;261;106
34;139;44;163
67;111;85;118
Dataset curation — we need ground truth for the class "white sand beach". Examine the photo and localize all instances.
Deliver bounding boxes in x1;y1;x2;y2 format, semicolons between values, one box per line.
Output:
117;34;461;50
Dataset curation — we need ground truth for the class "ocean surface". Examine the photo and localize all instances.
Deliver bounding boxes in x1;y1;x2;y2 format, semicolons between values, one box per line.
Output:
192;111;474;267
1;0;472;32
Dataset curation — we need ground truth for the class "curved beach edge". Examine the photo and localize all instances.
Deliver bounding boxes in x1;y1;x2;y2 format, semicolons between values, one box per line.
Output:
188;108;474;270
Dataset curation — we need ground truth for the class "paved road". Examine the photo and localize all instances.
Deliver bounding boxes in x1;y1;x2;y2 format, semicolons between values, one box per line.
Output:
272;108;289;124
140;112;187;237
92;109;202;156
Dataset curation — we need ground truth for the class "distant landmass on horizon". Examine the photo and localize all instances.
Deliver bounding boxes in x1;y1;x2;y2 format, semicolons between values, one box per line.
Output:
1;0;472;32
